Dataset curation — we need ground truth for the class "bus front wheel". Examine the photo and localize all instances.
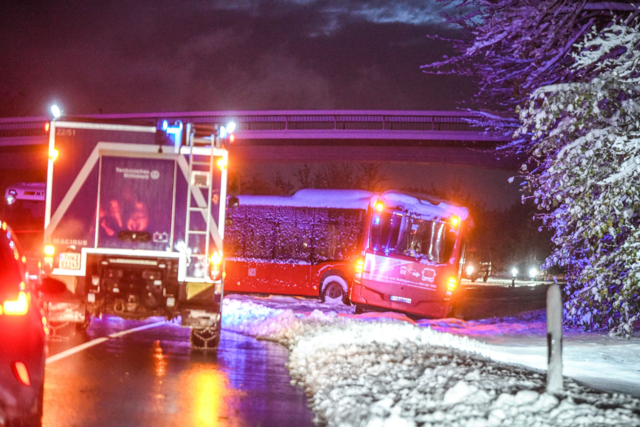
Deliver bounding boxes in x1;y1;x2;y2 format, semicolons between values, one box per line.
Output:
320;275;349;305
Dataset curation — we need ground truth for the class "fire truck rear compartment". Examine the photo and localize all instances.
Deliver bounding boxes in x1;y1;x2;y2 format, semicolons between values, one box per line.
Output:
86;256;180;319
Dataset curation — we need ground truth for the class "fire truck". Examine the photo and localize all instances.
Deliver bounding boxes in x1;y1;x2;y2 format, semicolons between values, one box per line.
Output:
42;118;233;349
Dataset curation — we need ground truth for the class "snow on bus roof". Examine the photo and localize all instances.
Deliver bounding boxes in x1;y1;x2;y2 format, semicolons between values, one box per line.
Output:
378;190;469;220
237;189;375;210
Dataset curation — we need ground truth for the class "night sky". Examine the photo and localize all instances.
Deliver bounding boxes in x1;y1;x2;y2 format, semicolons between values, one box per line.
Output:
1;0;474;115
0;0;521;209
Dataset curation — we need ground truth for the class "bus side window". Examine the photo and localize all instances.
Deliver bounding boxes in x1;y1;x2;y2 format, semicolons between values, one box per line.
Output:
312;208;329;262
295;207;313;263
224;205;245;258
274;206;311;263
244;206;275;261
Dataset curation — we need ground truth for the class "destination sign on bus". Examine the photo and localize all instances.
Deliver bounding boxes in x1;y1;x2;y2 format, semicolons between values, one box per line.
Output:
363;254;437;290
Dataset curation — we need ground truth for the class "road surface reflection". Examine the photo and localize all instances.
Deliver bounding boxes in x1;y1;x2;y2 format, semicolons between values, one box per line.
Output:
44;318;312;426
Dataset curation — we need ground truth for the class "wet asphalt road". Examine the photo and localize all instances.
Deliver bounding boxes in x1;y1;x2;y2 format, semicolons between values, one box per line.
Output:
44;318;315;427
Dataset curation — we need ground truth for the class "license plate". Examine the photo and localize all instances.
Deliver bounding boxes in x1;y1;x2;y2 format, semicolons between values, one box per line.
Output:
59;252;81;270
390;295;411;304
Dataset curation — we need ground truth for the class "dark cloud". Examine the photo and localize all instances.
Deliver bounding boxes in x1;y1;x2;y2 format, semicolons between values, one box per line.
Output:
0;0;473;116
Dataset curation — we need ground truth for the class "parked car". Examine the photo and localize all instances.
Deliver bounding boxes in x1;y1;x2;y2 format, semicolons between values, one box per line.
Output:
0;221;47;427
463;248;492;282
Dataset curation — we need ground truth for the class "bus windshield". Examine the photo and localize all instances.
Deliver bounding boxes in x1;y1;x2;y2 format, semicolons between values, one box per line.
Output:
370;212;457;264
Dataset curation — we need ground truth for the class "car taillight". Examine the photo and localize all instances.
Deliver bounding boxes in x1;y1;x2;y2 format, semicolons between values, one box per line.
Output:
12;362;30;386
1;291;29;316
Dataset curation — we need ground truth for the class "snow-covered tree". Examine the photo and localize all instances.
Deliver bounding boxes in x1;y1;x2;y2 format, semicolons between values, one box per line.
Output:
423;0;639;131
516;23;640;335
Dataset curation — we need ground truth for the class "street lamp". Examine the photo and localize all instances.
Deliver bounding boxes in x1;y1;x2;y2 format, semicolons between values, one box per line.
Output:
50;104;62;119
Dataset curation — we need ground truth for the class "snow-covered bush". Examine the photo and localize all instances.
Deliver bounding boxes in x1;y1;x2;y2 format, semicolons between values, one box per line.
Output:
516;23;640;335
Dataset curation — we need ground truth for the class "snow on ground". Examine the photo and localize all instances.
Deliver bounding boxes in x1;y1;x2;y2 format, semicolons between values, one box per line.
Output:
221;298;640;426
226;293;640;396
418;312;640;397
225;293;356;315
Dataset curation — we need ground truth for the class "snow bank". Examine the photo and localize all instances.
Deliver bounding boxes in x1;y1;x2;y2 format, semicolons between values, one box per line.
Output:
222;299;640;426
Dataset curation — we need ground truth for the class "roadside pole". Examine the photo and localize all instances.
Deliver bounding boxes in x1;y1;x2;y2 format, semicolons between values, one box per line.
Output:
546;284;563;393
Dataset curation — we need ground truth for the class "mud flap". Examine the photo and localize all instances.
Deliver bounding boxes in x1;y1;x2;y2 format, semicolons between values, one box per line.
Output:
181;309;220;329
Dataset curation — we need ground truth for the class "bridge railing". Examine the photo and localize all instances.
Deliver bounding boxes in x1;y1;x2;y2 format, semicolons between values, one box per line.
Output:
0;111;486;139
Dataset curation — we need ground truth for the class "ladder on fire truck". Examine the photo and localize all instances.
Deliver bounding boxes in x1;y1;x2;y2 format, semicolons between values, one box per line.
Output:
184;124;215;279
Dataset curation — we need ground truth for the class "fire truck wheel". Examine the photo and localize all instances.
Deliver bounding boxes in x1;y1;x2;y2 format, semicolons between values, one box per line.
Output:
320;275;349;305
190;328;220;350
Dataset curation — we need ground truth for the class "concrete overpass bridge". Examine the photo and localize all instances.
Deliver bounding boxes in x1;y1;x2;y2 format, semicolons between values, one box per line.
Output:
0;110;516;172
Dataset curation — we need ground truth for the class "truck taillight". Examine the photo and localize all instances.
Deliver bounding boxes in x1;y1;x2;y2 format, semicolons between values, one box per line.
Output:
217;157;227;170
210;251;222;266
49;147;59;162
1;291;29;316
210;252;223;281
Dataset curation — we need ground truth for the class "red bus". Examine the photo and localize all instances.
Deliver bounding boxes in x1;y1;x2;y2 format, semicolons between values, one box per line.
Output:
350;191;469;318
224;189;374;303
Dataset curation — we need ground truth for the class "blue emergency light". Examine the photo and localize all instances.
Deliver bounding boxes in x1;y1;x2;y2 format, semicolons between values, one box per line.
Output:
156;120;184;152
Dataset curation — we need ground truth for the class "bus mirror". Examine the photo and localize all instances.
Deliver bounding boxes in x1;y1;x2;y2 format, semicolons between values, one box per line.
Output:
228;196;239;208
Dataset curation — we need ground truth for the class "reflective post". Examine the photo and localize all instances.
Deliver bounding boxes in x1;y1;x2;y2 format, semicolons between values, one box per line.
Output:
546;284;563;393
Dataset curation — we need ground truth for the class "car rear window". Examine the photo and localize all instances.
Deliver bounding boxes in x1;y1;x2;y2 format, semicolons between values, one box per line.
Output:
0;230;23;291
